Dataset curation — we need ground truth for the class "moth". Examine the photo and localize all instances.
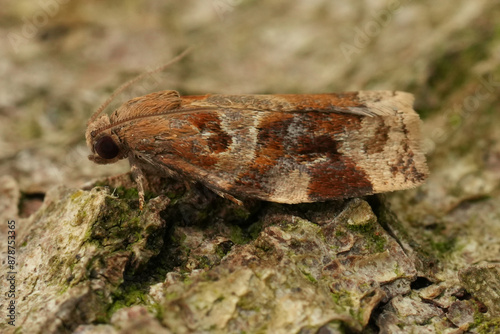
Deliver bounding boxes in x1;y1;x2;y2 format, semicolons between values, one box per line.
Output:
86;62;428;209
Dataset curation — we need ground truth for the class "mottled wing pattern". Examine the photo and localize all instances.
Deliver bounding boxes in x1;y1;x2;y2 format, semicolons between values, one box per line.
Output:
116;91;428;203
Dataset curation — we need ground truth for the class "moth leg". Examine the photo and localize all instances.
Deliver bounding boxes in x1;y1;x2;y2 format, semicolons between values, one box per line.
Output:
224;193;244;206
130;163;147;210
210;188;243;206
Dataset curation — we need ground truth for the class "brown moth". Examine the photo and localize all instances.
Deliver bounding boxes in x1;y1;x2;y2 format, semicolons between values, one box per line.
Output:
86;73;428;209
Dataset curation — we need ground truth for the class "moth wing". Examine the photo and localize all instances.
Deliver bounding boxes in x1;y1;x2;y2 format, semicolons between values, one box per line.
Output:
128;91;427;203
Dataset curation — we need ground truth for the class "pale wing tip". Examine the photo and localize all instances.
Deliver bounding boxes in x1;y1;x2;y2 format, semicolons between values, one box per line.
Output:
355;91;416;117
357;90;414;102
355;91;429;193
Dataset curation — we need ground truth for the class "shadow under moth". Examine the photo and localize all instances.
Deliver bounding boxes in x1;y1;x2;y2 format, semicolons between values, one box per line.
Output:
86;57;428;209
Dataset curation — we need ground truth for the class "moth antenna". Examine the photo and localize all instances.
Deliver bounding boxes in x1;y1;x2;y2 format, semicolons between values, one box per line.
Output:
88;46;194;125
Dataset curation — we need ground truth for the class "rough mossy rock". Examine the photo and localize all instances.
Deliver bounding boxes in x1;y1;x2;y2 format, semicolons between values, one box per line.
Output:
3;174;499;333
0;185;168;333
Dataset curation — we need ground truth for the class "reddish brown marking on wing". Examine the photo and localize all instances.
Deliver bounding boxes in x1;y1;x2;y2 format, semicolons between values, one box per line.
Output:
257;113;295;156
286;112;345;163
233;113;295;192
187;112;232;153
151;111;231;168
293;112;373;200
294;134;339;155
188;112;218;130
207;133;232;154
306;158;373;200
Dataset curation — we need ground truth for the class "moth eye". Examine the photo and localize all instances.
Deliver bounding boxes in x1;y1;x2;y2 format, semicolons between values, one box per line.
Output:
95;136;120;160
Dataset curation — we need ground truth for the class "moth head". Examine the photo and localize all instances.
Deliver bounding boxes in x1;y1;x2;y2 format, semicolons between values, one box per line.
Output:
85;48;193;165
86;115;127;164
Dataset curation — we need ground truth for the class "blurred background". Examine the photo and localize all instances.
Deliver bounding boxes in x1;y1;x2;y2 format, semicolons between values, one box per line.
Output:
1;0;500;228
